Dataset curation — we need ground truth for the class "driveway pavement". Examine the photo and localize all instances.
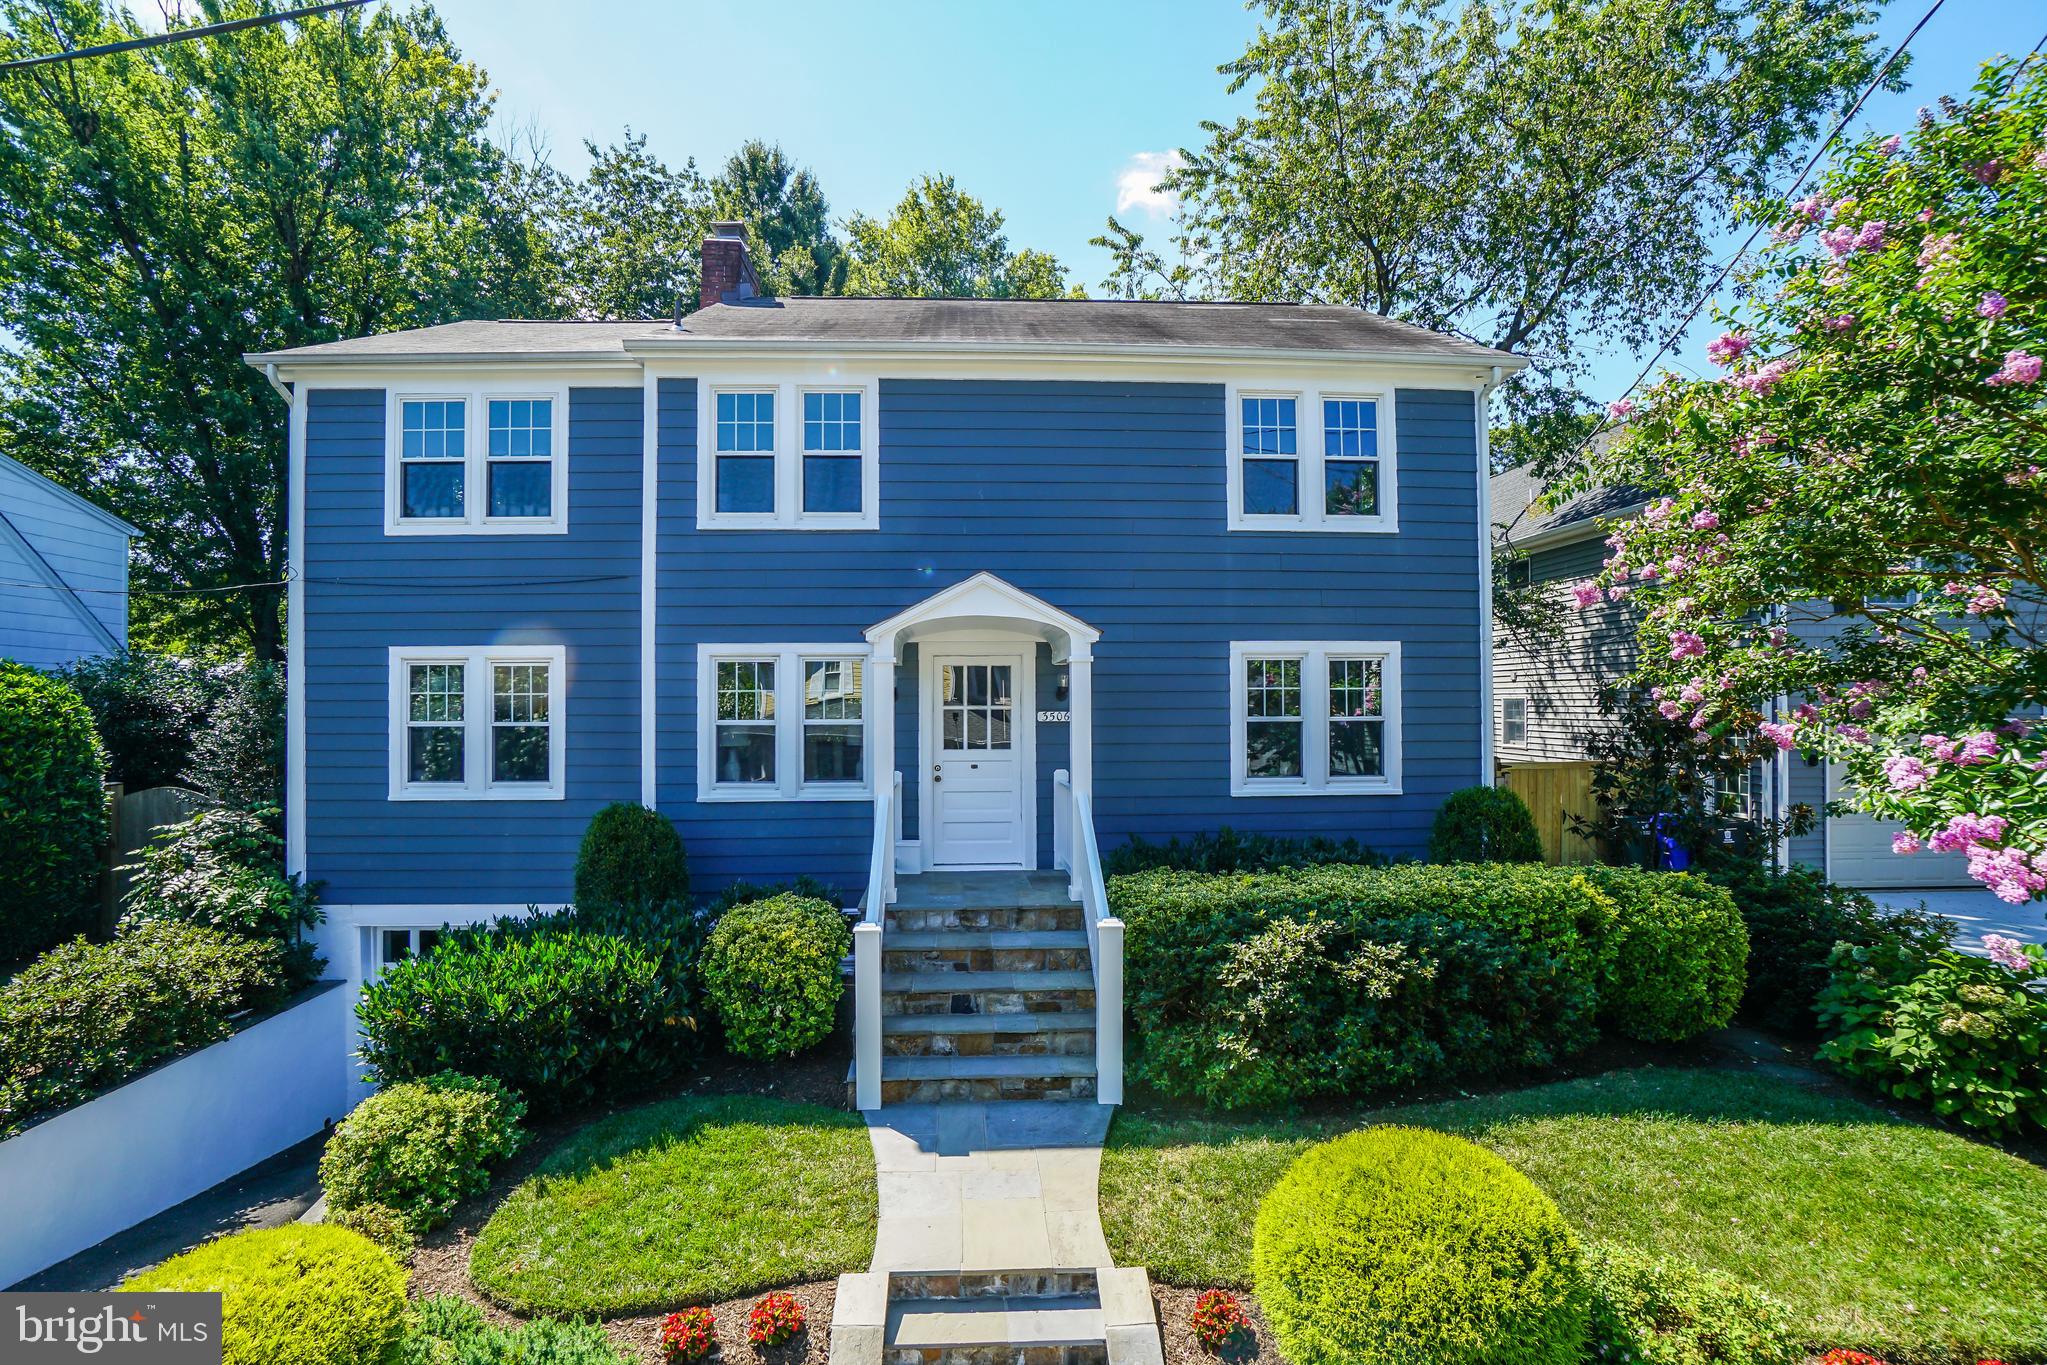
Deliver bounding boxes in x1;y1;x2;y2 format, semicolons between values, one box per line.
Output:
1863;887;2043;952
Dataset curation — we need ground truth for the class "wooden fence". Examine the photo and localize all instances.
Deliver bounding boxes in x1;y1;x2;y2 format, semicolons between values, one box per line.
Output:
99;785;211;932
1500;762;1603;866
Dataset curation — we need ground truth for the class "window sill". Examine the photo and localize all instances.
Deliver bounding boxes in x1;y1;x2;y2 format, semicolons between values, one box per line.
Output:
1227;516;1400;535
385;519;569;536
695;516;880;532
389;785;567;802
696;784;875;803
1229;780;1404;798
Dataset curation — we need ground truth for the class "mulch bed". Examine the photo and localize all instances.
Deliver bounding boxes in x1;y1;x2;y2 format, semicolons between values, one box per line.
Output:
1152;1286;1282;1365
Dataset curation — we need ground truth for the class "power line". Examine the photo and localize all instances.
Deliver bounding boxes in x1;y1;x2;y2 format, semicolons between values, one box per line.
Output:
0;0;372;75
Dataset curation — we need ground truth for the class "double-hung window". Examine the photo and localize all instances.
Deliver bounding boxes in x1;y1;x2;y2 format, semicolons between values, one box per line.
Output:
1501;697;1529;746
698;644;871;800
388;646;566;799
387;388;567;533
1228;386;1396;532
699;379;878;529
1230;641;1402;794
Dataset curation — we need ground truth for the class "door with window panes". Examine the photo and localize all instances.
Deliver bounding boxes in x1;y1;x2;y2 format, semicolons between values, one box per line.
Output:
929;656;1027;867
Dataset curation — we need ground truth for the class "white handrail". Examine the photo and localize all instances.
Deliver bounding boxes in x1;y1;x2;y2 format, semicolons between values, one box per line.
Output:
1054;769;1123;1106
852;770;899;1110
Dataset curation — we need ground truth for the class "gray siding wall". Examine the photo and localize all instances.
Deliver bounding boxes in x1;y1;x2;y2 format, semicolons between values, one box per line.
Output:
656;378;1484;893
1494;530;1639;766
1785;753;1827;871
0;460;128;669
301;387;642;905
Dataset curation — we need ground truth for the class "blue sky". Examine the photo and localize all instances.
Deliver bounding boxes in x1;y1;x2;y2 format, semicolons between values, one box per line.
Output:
176;1;2047;402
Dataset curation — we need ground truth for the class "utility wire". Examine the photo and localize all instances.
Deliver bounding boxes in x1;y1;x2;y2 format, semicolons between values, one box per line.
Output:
0;0;371;74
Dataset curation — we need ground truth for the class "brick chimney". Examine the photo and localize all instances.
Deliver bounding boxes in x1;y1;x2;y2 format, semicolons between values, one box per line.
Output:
699;220;761;312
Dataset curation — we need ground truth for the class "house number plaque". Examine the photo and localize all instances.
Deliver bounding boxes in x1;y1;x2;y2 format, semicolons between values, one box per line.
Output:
1037;710;1071;723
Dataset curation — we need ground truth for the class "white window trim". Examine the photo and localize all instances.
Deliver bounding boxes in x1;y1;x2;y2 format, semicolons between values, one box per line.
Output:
1225;384;1398;534
696;642;875;801
1229;640;1403;796
1502;696;1529;746
387;645;567;801
384;386;570;535
696;379;880;531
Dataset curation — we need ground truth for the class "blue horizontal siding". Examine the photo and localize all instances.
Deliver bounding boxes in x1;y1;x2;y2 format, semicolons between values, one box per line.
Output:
302;387;642;905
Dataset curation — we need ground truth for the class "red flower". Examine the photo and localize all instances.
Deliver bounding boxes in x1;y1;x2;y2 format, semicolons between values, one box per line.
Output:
748;1292;807;1348
660;1307;717;1363
1818;1352;1890;1365
1190;1289;1251;1353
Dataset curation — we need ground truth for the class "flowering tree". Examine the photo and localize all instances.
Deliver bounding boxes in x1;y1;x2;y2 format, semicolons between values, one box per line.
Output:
1575;57;2047;908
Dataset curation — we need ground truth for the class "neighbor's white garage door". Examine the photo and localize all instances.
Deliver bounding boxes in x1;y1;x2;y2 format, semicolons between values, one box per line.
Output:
1825;764;1978;889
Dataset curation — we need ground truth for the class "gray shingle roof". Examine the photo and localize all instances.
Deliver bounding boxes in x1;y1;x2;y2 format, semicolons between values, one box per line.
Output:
248;298;1523;365
1491;449;1648;547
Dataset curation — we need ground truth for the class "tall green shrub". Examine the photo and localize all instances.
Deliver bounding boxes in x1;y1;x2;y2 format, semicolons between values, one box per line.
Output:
123;806;319;970
701;893;848;1059
122;1225;406;1365
1428;785;1543;863
183;659;285;811
0;661;108;963
51;650;208;790
0;921;293;1136
1253;1128;1588;1365
319;1071;526;1234
574;802;688;908
1574;867;1747;1041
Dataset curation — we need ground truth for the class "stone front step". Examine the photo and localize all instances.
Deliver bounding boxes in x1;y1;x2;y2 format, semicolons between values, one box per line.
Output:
883;1013;1096;1059
887;903;1087;934
884;929;1092;976
830;1267;1162;1365
879;1053;1098;1105
881;970;1095;1018
884;1298;1105;1365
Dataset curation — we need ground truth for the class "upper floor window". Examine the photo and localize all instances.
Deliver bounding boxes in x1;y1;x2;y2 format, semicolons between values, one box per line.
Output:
696;644;871;800
1228;386;1396;533
1230;640;1402;795
388;645;565;800
386;388;567;535
698;380;878;530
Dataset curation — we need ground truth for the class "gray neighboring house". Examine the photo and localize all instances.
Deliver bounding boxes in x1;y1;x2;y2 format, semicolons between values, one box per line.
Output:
1490;463;1975;890
0;453;136;670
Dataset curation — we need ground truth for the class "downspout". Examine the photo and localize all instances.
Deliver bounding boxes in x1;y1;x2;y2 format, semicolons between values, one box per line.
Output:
1476;364;1505;786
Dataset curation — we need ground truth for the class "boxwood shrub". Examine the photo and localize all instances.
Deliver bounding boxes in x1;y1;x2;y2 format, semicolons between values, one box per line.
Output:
1573;867;1747;1041
1103;826;1386;875
122;1225;406;1365
574;801;688;909
318;1071;526;1234
1582;1242;1799;1365
0;661;108;965
1428;785;1544;863
1253;1128;1588;1365
356;917;689;1115
702;892;849;1059
0;921;294;1136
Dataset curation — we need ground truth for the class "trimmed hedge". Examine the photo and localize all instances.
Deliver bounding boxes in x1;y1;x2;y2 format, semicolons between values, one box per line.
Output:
0;922;294;1136
356;917;689;1116
702;893;849;1059
319;1071;526;1234
1253;1128;1588;1365
0;662;108;965
123;1225;406;1365
574;802;688;909
1429;785;1543;863
1110;863;1746;1106
1583;1242;1799;1365
1104;827;1386;875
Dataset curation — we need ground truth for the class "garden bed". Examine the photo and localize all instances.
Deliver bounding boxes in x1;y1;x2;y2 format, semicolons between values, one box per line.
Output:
1102;1065;2047;1364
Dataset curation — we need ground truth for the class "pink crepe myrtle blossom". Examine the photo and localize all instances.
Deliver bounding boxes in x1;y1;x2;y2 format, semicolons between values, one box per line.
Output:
1969;158;2005;185
1607;398;1636;420
1929;812;2009;854
2006;465;2043;486
1967;845;2045;904
1689;712;1710;731
1984;934;2032;971
1668;631;1706;660
1637;564;1660;581
1735;358;1795;395
1911;666;1929;684
1916;206;1937;223
1688;510;1720;531
1836;724;1871;745
1818;226;1858;258
1758;721;1797;750
1893;831;1922;854
1849;698;1873;719
1570;580;1603;609
1960;731;2001;764
1680;682;1706;705
1979;291;2009;319
1883;754;1932;791
1607;584;1630;602
1878;135;1903;156
1820;313;1856;332
1917;231;1960;269
1792;703;1820;722
1791;193;1831;222
1986;351;2043;387
1643;497;1677;525
1923;733;1961;764
1854;220;1888;251
1706;333;1754;366
2001;720;2034;739
1658;700;1685;721
1770;627;1792;649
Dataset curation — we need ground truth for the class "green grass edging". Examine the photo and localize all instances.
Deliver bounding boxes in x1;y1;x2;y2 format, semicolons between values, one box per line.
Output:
1100;1067;2047;1364
468;1095;876;1317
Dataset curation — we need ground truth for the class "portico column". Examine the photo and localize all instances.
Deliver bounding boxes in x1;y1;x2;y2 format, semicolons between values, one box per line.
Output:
869;644;897;843
1067;651;1093;806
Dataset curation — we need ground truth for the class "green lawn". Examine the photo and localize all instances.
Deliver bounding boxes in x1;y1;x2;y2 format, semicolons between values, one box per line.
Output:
469;1095;876;1317
1101;1067;2047;1364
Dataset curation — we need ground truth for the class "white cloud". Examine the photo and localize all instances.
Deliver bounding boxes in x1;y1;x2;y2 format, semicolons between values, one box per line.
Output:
1115;150;1185;219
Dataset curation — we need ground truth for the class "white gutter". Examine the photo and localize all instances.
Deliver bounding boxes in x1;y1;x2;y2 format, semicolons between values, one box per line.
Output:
262;362;292;406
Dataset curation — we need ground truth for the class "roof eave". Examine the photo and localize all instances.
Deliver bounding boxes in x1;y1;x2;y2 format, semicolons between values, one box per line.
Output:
1501;500;1648;554
628;337;1529;369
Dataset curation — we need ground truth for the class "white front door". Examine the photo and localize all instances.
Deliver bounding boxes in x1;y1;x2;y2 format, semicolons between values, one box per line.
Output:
929;655;1028;867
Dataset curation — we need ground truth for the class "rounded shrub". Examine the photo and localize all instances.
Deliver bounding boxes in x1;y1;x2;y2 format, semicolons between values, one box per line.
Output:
1428;785;1543;864
1574;868;1748;1041
122;1224;406;1365
326;1203;415;1261
574;802;688;908
1252;1128;1588;1365
1583;1242;1799;1365
702;892;849;1059
0;662;108;964
356;921;686;1117
319;1071;526;1234
51;650;209;791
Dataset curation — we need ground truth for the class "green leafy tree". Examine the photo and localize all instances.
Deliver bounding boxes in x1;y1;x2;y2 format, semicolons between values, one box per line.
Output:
1103;0;1897;476
845;173;1081;299
712;139;845;296
0;0;555;660
549;129;712;319
1575;59;2047;910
